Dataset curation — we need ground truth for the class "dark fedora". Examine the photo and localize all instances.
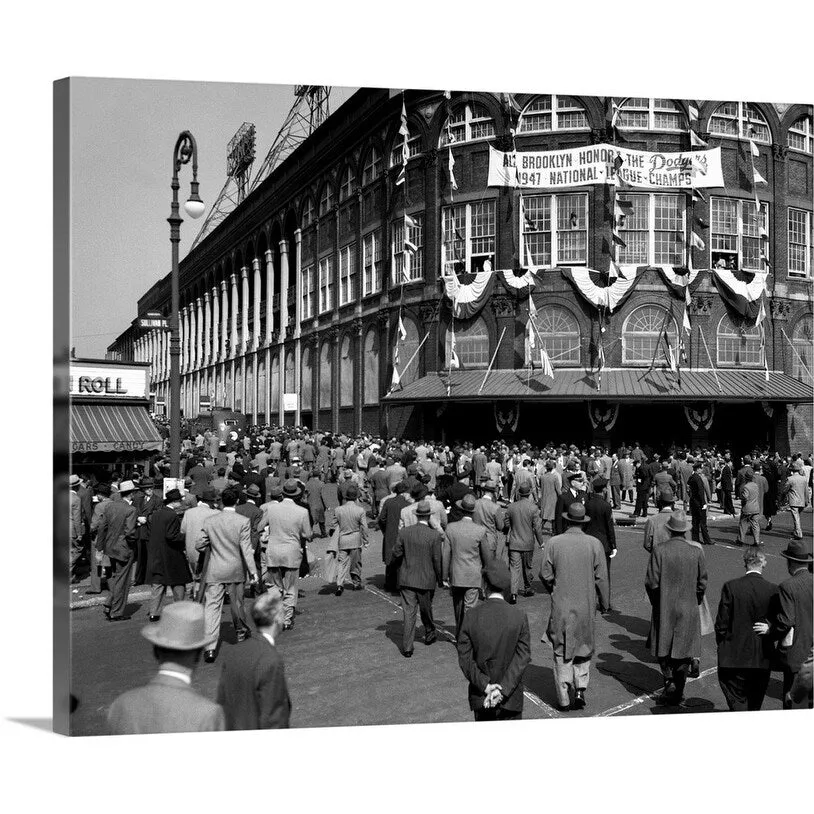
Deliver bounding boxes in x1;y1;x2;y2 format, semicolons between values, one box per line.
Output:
456;493;477;513
414;500;432;517
200;486;218;503
592;476;608;490
482;559;511;593
268;484;284;499
666;509;690;534
139;477;155;489
282;479;301;497
164;488;182;503
244;483;262;498
781;538;813;563
562;502;590;524
517;480;531;496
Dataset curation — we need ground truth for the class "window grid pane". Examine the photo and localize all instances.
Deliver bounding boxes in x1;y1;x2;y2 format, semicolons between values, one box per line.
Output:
538;306;580;365
623;306;678;365
717;318;763;366
788;209;810;277
442;204;466;275
618;194;648;264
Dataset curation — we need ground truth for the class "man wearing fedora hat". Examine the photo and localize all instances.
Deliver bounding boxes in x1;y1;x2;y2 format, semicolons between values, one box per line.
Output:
585;476;617;612
237;483;264;588
445;493;491;640
762;538;813;708
782;461;809;540
258;479;312;630
553;469;588;536
108;602;225;734
145;489;192;622
505;480;544;603
180;486;220;600
69;474;87;583
96;480;139;621
541;502;609;711
473;481;508;564
643;488;686;554
645;509;708;705
389;500;444;656
330;483;369;594
132;476;161;586
457;559;531;721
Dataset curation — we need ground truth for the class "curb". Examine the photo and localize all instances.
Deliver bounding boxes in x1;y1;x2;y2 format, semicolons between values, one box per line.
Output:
71;586;152;611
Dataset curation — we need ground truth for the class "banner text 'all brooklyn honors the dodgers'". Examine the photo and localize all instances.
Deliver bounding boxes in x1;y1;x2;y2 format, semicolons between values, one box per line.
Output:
487;144;725;189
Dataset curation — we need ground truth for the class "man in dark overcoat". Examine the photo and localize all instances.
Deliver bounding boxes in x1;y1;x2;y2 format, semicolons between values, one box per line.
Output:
585;477;617;611
378;482;410;593
645;509;708;705
146;488;192;621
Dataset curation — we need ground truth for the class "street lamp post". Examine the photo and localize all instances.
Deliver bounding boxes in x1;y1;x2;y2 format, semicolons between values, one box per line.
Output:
168;131;205;478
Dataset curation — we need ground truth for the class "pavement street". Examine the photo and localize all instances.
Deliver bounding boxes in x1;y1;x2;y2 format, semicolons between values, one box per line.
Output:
69;503;811;735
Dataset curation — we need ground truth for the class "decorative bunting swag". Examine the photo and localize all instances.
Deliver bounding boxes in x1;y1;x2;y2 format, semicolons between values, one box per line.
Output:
711;267;767;320
654;266;700;298
442;270;496;319
501;268;536;290
561;267;641;313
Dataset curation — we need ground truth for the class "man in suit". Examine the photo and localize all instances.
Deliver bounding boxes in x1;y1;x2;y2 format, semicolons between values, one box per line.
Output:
645;510;708;705
765;539;813;709
783;461;809;540
505;480;544;603
720;456;735;516
378;482;410;593
331;483;369;594
445;494;490;640
688;461;713;546
180;486;220;600
146;488;191;622
553;471;588;535
69;474;86;583
539;459;561;540
471;447;488;496
653;462;677;507
473;483;507;564
715;546;777;711
736;468;761;546
388;501;443;657
108;602;224;734
457;560;531;721
258;479;312;630
132;477;161;586
643;489;685;553
196;487;259;662
96;479;139;621
511;459;537;502
585;477;617;612
216;592;291;730
86;482;113;596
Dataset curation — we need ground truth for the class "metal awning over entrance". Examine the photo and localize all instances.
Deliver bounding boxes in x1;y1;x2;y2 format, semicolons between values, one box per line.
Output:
383;369;813;404
71;403;164;454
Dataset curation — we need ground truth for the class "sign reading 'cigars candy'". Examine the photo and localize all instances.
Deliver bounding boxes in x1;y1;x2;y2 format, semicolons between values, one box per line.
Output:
488;144;725;190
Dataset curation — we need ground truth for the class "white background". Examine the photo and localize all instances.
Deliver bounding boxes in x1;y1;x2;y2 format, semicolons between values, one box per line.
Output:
0;3;811;812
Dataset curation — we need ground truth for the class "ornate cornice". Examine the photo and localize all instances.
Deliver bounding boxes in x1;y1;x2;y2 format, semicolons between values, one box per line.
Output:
772;144;788;160
491;294;515;318
770;298;792;321
419;303;440;324
350;317;364;336
690;294;715;318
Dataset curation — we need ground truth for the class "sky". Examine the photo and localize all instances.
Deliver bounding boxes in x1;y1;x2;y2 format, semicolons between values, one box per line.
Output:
69;78;357;358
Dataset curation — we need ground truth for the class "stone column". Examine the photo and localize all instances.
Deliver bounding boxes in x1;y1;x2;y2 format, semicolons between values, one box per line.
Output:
252;258;262;350
293;231;302;425
352;318;363;435
329;325;340;434
180;308;188;373
264;248;274;346
220;279;228;359
230;273;239;358
241;265;250;354
202;290;211;368
211;285;220;367
279;240;290;338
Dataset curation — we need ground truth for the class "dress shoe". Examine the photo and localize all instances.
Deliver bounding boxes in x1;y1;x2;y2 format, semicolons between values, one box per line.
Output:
203;650;217;663
283;621;294;631
352;583;364;591
108;615;131;622
765;520;773;531
572;689;586;710
509;594;517;605
424;631;438;646
520;589;535;598
84;590;102;595
335;586;344;596
102;606;111;616
402;649;413;658
557;703;571;713
148;615;161;622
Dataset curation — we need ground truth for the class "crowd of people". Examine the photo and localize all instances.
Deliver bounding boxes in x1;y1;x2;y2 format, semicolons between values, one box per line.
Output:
68;423;813;731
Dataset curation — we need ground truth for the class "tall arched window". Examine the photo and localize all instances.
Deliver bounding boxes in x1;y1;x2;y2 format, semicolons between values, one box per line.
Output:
363;327;379;404
301;196;315;228
440;102;495;145
623;305;678;365
518;95;589;133
319;183;334;216
536;305;581;365
301;346;313;411
270;355;280;413
340;334;354;406
319;341;332;410
362;146;382;185
244;368;253;415
339;166;354;202
717;315;762;367
788;114;813;154
791;315;813;384
284;350;295;394
709;102;771;144
616;98;687;131
224;369;233;409
444;316;489;369
257;360;266;416
398;317;420;387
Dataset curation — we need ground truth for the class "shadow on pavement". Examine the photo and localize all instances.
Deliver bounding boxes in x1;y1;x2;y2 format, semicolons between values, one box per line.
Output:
595;650;664;697
523;663;558;706
650;695;717;714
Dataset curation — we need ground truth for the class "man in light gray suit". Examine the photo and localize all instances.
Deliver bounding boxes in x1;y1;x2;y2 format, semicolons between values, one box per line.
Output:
258;479;312;630
505;480;545;603
196;487;258;662
180;485;220;600
445;493;491;640
331;483;369;594
108;601;224;734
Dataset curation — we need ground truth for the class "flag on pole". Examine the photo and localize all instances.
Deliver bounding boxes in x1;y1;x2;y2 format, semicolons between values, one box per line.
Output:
749;139;760;158
449;332;460;369
597;340;605;389
524;316;536;366
540;348;554;379
395;97;409;186
690;231;706;251
608;260;620;282
398;313;407;341
664;332;677;373
404;212;416;229
688;103;699;123
610;99;621;128
755;295;767;328
753;166;767;185
689;129;708;148
448;146;458;191
390;342;401;389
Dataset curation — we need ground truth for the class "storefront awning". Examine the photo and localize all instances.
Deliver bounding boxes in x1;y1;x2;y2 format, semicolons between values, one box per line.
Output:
383;369;813;404
71;403;164;453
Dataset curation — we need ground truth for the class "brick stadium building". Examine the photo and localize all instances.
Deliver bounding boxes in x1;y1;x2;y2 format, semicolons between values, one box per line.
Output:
109;90;813;456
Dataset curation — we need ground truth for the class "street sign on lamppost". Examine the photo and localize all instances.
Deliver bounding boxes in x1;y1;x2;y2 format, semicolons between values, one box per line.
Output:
168;131;205;478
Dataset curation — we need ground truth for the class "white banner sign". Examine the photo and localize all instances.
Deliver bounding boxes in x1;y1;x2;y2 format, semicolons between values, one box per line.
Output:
283;393;298;412
488;144;724;190
70;363;149;399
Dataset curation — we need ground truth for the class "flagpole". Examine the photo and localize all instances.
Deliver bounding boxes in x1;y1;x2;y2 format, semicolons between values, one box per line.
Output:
781;327;811;377
397;331;430;384
698;326;724;395
640;306;672;379
478;327;507;395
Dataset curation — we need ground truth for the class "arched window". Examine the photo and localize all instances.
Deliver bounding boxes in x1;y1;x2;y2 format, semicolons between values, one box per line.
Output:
535;306;581;365
244;368;253;415
708;102;771;144
444;316;489;369
284;350;295;394
340;334;354;406
716;315;762;367
224;369;233;409
319;183;334;216
319;341;332;410
301;346;313;411
616;98;687;131
270;355;279;413
519;95;589;133
622;305;678;365
364;327;379;404
301;196;315;228
362;146;382;185
398;317;420;387
339;166;354;202
788;114;813;154
257;360;266;415
440;102;495;146
791;315;813;384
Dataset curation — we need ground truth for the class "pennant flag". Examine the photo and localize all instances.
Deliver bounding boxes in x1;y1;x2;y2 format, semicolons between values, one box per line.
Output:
612;232;627;247
528;293;537;319
404;212;416;229
597;340;605;388
608;260;620;281
524;236;537;272
690;231;706;251
753;166;767;185
500;92;521;113
391;342;401;389
448;147;458;191
450;346;460;370
755;296;767;328
398;314;407;341
540;348;554;379
689;129;708;148
688;103;699;123
404;238;418;254
665;333;677;373
683;305;692;334
617;197;634;212
524;317;536;366
610;100;621;128
613;153;624;173
749;139;760;158
399;98;409;137
691;188;707;204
